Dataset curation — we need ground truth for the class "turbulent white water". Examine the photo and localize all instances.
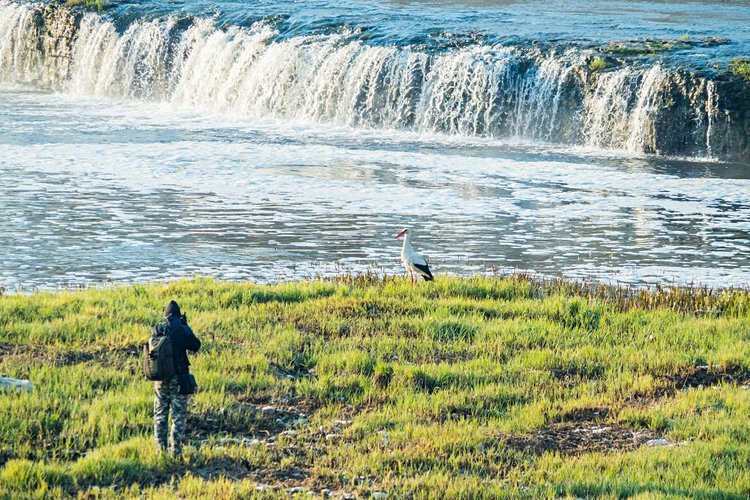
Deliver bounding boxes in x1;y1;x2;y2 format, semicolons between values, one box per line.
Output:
1;87;749;289
0;1;732;156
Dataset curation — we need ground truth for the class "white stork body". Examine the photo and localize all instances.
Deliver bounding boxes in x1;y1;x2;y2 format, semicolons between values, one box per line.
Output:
395;228;434;284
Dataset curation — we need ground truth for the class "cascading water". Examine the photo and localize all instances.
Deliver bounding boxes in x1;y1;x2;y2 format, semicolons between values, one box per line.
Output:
0;0;737;158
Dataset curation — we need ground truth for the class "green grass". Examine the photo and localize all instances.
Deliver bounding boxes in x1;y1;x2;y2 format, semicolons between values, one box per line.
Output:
730;57;750;81
1;275;750;497
64;0;111;12
589;56;609;71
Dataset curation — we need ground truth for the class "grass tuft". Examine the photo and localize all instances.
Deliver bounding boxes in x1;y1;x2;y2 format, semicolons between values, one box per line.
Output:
589;56;608;71
64;0;111;11
730;57;750;81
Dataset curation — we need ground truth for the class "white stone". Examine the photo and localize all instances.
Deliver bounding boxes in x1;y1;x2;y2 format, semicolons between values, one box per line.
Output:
0;377;33;392
372;493;388;499
261;405;276;414
218;437;241;445
646;438;669;447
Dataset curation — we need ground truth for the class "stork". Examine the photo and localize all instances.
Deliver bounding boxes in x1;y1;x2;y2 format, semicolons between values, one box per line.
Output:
395;227;434;284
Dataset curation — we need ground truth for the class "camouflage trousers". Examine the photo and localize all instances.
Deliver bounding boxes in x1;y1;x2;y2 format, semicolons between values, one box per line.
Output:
154;376;189;456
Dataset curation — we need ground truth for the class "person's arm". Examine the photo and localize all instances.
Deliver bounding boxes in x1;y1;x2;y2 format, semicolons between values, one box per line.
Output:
182;324;201;353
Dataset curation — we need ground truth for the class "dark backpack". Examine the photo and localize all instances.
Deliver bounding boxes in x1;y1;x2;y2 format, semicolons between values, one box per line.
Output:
143;323;176;381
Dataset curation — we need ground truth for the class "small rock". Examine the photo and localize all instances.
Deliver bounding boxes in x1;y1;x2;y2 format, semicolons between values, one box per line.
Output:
286;486;304;494
325;433;342;441
218;437;241;445
282;430;297;437
256;483;272;491
343;494;356;500
377;430;389;445
632;431;650;441
275;418;286;426
334;419;353;426
372;493;388;499
261;405;277;414
646;438;669;447
293;417;309;426
321;489;331;497
0;377;33;392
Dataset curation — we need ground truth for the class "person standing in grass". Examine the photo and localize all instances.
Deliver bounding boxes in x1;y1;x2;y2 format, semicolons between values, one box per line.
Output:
153;300;201;457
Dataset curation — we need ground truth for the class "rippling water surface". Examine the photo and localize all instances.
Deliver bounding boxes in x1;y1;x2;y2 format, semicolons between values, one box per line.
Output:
103;0;750;64
2;86;749;289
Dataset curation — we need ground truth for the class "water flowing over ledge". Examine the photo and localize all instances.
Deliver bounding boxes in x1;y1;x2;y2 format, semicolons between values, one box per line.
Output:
1;1;749;159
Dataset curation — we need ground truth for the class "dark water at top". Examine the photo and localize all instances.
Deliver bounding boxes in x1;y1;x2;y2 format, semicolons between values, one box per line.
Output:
104;0;750;65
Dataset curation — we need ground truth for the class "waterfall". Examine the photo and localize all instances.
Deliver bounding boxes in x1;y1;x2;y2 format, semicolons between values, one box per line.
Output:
0;0;736;158
0;2;40;84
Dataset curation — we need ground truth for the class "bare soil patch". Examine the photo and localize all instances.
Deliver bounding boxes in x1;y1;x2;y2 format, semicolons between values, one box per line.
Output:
0;342;35;358
54;345;140;367
669;365;750;389
0;342;139;368
505;407;651;456
188;395;318;441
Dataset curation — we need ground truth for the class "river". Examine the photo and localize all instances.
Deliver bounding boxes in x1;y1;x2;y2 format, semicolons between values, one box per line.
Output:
1;0;749;289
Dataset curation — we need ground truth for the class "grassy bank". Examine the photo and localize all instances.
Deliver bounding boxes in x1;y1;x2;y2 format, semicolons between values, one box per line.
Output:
1;275;749;498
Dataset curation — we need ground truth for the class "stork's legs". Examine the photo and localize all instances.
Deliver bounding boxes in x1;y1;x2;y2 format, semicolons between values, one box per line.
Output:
410;272;415;286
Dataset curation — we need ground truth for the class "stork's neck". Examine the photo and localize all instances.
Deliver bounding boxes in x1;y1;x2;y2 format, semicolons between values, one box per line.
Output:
401;233;412;251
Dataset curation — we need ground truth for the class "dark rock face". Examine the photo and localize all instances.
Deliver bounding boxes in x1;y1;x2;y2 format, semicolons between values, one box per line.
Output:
716;77;750;159
2;2;749;162
23;5;81;88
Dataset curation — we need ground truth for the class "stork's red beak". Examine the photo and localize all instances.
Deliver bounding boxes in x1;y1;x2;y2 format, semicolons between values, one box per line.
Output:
395;230;406;238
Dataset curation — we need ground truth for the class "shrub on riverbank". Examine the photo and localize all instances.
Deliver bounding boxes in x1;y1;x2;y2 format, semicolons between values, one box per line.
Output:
63;0;110;11
1;276;749;497
730;57;750;81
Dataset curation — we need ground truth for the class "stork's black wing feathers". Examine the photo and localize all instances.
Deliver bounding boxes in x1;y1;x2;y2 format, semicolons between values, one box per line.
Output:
413;262;434;281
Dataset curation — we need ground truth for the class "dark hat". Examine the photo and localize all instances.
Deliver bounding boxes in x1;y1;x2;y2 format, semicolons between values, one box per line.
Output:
164;300;181;318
